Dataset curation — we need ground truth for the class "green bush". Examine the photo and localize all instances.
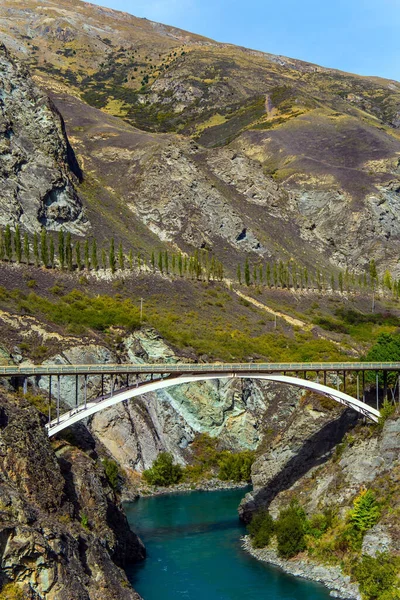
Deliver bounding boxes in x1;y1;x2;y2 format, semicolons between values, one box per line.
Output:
143;452;183;487
81;512;89;529
103;458;120;491
378;400;396;428
353;553;400;600
190;433;220;468
306;508;336;539
338;489;381;551
248;509;274;548
276;500;307;558
218;451;254;482
349;489;381;534
0;584;24;599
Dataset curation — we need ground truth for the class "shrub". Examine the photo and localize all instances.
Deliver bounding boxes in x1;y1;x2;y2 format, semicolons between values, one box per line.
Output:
338;489;381;551
218;451;254;482
349;489;381;534
306;508;336;539
248;509;274;548
378;400;396;428
103;458;120;491
0;584;24;599
353;553;400;600
143;452;183;487
81;512;89;529
275;500;307;558
190;433;220;468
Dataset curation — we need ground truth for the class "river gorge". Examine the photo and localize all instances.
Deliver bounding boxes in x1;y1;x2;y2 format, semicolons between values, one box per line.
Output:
125;488;332;600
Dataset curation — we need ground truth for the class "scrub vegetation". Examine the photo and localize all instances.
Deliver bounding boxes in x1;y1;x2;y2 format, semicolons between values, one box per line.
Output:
248;482;400;598
142;435;255;487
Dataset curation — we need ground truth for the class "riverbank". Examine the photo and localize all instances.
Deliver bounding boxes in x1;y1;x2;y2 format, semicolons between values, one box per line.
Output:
122;477;250;501
242;536;361;600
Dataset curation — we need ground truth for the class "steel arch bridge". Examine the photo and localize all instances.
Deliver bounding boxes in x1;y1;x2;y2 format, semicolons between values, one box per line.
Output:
0;361;395;436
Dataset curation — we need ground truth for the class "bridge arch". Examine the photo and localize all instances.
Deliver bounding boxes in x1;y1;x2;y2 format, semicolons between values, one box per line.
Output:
46;373;380;436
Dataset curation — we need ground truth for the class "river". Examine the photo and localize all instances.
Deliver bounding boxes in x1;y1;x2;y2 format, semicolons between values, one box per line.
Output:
125;488;332;600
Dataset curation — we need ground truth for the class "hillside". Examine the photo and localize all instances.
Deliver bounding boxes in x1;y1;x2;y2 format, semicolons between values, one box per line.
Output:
1;0;400;277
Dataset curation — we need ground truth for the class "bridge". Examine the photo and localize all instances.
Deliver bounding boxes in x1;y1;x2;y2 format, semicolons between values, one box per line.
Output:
3;361;400;436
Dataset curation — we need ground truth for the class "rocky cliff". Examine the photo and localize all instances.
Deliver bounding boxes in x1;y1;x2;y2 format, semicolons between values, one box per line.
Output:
0;389;145;599
240;401;400;599
0;43;86;232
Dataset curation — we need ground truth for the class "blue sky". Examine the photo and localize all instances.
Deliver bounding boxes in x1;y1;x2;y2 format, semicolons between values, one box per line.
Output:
88;0;400;81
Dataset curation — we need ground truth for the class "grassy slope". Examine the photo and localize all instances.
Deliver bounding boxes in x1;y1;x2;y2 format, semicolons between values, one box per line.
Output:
0;261;399;366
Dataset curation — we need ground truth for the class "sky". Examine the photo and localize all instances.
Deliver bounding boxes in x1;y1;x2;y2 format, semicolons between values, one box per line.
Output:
87;0;400;81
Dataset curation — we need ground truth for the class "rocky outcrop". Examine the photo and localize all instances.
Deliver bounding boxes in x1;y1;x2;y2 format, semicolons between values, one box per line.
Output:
239;397;359;522
0;390;144;599
240;407;400;597
0;43;86;233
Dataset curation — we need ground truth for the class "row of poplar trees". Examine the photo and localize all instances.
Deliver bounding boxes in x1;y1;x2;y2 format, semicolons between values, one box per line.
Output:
238;257;399;295
0;225;225;281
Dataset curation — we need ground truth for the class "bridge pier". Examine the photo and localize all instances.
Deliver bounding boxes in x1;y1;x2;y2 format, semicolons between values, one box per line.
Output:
48;375;52;423
57;375;60;425
84;374;87;410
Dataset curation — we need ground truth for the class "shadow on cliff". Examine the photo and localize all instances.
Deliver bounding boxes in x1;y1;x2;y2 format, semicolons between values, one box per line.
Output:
240;410;359;522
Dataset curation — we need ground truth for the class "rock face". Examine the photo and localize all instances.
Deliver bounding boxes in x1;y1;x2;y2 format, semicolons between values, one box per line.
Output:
239;397;359;522
0;390;144;599
0;43;86;232
241;406;400;554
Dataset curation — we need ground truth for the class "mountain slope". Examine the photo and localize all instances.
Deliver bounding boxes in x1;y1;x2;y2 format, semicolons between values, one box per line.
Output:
1;0;400;276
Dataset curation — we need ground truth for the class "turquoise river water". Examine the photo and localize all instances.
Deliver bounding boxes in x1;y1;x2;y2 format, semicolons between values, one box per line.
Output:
125;488;331;600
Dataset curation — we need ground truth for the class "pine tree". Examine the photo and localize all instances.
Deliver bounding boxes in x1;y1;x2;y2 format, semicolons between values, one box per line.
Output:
33;232;39;267
84;239;90;270
383;270;392;291
4;224;12;261
137;253;141;271
369;259;377;288
40;228;48;267
178;253;183;277
266;263;271;287
158;251;163;273
49;237;55;268
109;238;116;273
273;263;278;287
237;264;242;285
304;267;308;288
91;239;98;270
338;271;344;293
66;232;73;271
331;273;335;291
102;248;107;270
118;242;124;270
58;230;65;269
75;241;82;270
14;224;22;263
151;251;155;272
23;233;30;265
164;250;169;274
244;258;251;286
128;249;133;270
253;264;257;284
172;254;176;275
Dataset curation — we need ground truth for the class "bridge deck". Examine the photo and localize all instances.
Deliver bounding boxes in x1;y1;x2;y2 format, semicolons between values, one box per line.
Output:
1;361;400;377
